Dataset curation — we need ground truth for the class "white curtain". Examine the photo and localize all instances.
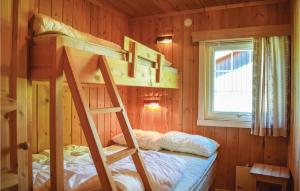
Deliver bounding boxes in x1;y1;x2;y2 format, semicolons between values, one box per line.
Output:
251;36;290;137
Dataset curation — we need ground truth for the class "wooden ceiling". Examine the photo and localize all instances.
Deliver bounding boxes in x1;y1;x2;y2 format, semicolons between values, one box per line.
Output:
99;0;266;17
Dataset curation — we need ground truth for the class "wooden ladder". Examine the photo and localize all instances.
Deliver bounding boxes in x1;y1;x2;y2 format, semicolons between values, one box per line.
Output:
63;47;153;191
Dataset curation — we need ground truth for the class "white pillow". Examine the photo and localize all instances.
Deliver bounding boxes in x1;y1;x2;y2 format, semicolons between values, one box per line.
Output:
158;131;219;157
112;129;162;151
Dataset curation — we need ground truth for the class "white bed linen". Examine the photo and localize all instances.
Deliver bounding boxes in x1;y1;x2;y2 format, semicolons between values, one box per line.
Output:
32;145;186;191
161;150;217;191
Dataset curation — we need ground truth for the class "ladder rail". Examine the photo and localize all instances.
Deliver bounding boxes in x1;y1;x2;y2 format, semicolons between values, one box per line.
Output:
62;47;153;191
98;56;153;190
63;47;117;191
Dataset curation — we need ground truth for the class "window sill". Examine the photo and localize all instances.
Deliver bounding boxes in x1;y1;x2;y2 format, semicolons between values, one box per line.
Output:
197;119;251;128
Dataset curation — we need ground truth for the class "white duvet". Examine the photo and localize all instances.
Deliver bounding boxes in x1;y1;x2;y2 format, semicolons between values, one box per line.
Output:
32;145;186;191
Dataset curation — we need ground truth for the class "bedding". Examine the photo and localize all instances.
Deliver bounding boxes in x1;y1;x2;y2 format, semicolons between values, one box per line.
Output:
32;14;121;50
112;129;163;151
158;131;220;157
32;145;186;191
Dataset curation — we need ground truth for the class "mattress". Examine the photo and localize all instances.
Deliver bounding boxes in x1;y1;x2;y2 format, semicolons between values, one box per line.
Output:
32;144;217;191
32;13;121;51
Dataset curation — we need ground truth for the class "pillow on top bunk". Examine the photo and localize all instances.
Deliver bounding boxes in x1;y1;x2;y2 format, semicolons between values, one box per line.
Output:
157;131;220;157
112;129;162;151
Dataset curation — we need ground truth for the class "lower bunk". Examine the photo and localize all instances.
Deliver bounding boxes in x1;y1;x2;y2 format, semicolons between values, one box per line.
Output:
32;144;217;191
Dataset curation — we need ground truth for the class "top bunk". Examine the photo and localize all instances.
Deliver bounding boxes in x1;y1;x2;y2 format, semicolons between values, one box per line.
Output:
29;14;179;88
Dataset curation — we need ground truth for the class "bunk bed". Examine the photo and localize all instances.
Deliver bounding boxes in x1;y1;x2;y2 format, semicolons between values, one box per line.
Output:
30;14;178;88
29;14;217;191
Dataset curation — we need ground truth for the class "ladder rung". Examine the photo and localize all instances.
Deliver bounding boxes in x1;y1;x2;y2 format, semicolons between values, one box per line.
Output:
106;148;136;164
90;107;122;114
1;172;18;190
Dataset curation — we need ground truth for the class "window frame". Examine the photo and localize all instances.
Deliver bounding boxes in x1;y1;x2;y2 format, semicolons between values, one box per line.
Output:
197;40;253;128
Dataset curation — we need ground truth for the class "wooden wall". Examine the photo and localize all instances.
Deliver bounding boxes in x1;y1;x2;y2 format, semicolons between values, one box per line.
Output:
288;0;300;190
128;2;290;190
29;0;293;190
31;84;129;152
31;0;129;153
1;0;34;189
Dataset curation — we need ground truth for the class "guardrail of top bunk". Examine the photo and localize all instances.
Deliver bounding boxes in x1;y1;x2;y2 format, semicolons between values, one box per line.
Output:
123;36;166;83
29;34;178;88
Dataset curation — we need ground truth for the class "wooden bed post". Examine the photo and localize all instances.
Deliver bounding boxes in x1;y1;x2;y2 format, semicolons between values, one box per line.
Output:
129;41;137;77
49;39;64;191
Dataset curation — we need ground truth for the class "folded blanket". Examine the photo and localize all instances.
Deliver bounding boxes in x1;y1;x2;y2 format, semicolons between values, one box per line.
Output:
32;145;186;191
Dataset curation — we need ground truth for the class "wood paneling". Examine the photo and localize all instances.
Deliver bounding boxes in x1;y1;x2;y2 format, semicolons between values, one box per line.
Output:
37;0;128;46
1;0;34;190
31;84;128;152
128;2;290;190
99;0;282;17
288;0;300;190
30;0;129;153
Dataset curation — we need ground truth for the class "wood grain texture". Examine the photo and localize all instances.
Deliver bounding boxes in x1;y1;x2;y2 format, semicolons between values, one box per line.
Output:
31;0;129;152
128;2;290;190
288;0;300;190
100;0;286;17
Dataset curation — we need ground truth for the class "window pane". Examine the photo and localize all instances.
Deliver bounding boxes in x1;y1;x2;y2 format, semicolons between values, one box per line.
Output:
213;49;252;113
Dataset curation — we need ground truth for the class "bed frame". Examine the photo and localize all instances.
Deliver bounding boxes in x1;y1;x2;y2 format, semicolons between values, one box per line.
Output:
29;34;179;190
196;159;217;191
30;34;179;88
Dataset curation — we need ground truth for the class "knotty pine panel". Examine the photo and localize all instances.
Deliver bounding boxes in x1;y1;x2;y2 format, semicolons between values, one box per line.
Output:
31;84;128;153
37;0;128;46
32;0;129;151
128;2;290;190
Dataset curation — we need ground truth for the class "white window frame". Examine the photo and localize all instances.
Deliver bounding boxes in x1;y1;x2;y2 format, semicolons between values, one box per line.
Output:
197;40;253;128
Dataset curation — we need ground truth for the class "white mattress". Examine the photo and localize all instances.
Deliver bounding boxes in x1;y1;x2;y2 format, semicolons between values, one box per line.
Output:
32;144;217;191
160;150;217;191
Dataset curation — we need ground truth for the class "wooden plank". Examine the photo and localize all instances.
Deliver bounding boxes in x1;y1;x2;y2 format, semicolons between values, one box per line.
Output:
130;0;288;21
37;84;50;152
63;86;72;145
128;41;137;77
0;172;18;190
49;39;64;191
182;14;194;134
238;129;252;166
106;148;136;164
62;0;73;25
0;96;17;114
38;0;51;16
289;1;300;191
191;24;291;42
52;0;63;21
97;86;105;145
89;87;99;144
98;55;153;190
71;99;82;145
31;83;38;153
90;107;122;114
81;87;89;146
64;47;117;191
104;88;111;146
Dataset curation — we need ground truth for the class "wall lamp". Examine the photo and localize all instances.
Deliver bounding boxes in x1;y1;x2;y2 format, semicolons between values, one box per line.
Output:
156;35;173;44
144;97;161;110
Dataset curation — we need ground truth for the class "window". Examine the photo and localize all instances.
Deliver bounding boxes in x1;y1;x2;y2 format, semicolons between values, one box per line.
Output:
198;40;253;128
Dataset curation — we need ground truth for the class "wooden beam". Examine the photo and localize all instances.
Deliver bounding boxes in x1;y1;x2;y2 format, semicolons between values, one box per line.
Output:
130;0;288;21
64;47;117;191
192;25;291;42
106;148;136;164
98;56;153;190
129;41;137;77
90;107;122;114
49;38;64;191
0;173;19;190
